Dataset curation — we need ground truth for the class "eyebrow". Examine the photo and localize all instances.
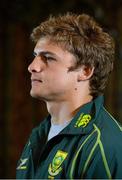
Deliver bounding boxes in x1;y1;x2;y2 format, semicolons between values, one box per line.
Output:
33;51;57;57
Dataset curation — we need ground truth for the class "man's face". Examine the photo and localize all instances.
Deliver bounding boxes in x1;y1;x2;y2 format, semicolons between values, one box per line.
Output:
28;38;78;102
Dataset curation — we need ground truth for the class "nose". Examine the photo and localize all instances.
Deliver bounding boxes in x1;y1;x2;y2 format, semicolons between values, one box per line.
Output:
28;57;42;73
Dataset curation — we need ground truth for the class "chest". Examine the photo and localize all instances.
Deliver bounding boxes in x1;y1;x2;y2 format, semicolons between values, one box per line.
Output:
32;134;94;179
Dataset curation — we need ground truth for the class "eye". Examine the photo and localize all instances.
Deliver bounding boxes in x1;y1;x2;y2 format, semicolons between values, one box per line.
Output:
41;55;56;62
46;56;56;61
33;52;57;62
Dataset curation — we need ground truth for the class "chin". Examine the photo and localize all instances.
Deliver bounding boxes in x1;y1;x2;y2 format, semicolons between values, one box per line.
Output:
30;90;40;99
30;90;46;101
30;93;53;103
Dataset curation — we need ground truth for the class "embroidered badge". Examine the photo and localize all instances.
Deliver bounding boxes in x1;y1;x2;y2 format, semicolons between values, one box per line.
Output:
75;113;92;128
16;158;28;170
48;150;68;178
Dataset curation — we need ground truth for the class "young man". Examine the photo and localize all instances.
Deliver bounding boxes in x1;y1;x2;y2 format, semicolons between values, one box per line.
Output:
16;13;122;179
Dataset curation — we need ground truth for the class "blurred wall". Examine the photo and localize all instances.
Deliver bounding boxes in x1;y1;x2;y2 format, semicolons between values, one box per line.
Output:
0;0;122;178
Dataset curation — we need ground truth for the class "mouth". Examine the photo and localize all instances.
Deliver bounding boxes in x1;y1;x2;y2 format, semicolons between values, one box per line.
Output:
31;79;43;83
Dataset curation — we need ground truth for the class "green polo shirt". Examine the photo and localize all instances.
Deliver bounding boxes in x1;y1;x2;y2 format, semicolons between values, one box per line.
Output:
16;96;122;179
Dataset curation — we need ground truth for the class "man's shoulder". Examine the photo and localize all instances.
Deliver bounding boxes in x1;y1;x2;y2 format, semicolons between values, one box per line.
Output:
94;106;122;149
100;107;122;134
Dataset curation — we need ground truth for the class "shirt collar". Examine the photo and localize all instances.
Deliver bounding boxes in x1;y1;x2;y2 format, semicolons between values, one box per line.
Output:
41;95;104;136
60;95;104;135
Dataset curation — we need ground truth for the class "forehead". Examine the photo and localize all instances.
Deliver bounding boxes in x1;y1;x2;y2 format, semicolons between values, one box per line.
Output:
34;37;75;60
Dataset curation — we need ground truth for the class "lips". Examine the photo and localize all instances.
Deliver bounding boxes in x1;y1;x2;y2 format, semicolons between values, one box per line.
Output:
31;78;42;83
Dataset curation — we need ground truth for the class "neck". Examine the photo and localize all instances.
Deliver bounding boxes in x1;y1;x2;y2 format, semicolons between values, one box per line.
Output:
46;94;93;125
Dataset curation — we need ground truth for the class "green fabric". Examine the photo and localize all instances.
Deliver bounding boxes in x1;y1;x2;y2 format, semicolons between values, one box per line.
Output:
16;96;122;179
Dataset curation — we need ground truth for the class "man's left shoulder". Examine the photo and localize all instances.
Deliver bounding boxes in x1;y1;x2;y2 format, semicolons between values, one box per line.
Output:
96;107;122;147
101;107;122;133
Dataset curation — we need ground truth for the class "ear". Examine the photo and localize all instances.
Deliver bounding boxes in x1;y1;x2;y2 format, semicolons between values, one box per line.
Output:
77;65;94;81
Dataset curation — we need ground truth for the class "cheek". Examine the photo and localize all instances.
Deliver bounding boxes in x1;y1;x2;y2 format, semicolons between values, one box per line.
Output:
47;72;76;88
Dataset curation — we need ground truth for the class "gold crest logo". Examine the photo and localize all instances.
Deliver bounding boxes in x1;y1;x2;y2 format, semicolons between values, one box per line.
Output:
48;150;68;177
75;113;92;128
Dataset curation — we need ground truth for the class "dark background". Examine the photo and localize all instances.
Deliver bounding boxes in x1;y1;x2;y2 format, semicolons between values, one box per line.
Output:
0;0;122;178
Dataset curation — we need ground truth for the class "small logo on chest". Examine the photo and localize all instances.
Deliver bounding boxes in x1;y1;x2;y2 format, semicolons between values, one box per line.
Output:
48;150;68;178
